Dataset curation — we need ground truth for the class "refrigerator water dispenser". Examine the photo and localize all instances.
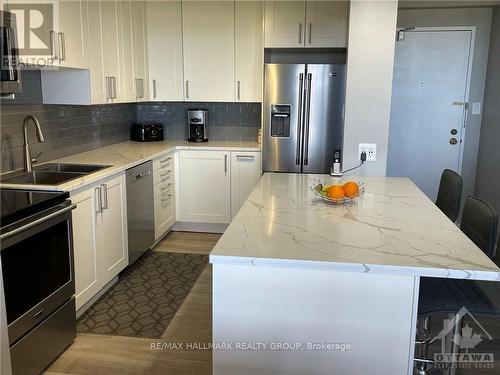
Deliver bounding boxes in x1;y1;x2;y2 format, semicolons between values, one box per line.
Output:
270;105;291;137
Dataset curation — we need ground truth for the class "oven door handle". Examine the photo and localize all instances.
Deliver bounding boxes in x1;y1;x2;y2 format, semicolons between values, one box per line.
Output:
0;204;77;241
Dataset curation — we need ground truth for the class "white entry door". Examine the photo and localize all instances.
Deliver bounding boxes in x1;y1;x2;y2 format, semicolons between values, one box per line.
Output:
387;29;472;201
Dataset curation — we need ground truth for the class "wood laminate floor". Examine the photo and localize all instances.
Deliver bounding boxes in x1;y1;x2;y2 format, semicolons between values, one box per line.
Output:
45;231;219;375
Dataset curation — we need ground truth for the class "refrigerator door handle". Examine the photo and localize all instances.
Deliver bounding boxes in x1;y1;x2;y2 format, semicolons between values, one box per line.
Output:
296;73;304;165
303;73;313;165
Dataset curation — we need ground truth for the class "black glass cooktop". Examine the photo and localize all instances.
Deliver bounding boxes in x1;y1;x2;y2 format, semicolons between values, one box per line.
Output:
1;189;69;227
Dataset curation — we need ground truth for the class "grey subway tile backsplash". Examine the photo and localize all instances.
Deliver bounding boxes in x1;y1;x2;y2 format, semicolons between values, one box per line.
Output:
1;101;261;173
136;102;261;141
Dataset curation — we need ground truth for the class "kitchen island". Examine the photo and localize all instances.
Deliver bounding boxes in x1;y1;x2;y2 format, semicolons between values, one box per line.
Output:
209;173;500;375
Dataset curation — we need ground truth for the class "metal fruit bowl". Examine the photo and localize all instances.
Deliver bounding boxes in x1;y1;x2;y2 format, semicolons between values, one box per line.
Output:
312;181;365;205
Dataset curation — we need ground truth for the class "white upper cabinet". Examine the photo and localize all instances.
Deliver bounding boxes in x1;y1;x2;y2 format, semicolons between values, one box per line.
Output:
305;1;348;48
264;1;306;48
264;0;348;48
146;1;184;101
87;0;106;104
182;1;235;102
131;0;148;101
118;0;135;102
57;0;89;68
100;0;122;102
235;1;263;102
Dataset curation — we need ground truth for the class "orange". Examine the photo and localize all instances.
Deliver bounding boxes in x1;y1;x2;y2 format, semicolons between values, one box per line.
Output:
343;181;359;198
327;185;346;199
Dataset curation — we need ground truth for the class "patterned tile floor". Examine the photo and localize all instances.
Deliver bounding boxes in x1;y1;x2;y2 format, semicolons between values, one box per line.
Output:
77;250;208;338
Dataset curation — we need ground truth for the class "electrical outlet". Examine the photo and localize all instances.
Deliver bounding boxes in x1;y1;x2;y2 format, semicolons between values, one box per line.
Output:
358;143;377;161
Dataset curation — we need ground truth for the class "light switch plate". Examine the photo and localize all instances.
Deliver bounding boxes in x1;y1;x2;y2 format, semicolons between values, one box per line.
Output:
472;102;481;115
358;143;377;162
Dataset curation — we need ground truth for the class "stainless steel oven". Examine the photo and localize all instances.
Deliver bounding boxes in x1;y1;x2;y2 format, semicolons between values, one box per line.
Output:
0;10;21;96
0;190;76;375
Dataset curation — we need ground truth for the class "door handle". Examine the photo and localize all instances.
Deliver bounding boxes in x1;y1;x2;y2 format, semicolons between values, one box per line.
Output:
95;186;102;213
112;77;117;99
224;154;228;174
298;23;303;44
49;30;58;60
236;155;254;161
105;77;111;100
308;23;312;44
101;184;108;210
237;80;241;100
303;73;312;166
186;80;190;99
152;79;157;98
296;73;304;165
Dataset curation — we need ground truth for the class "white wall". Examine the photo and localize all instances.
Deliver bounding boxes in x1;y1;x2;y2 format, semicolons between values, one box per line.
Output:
397;7;493;200
342;0;398;176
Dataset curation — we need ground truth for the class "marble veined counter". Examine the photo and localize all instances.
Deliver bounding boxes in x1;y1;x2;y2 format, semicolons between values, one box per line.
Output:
209;173;500;280
0;140;260;192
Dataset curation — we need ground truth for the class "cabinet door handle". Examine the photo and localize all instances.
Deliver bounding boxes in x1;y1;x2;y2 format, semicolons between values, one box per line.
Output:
50;30;58;60
237;80;241;100
298;23;303;44
308;23;312;44
224;154;228;174
152;79;157;98
101;184;108;210
95;186;102;213
58;32;66;61
112;77;117;99
185;80;189;99
105;77;110;100
159;157;172;164
140;79;144;98
236;155;254;161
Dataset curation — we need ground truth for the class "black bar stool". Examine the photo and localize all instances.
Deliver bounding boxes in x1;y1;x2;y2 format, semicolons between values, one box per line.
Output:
435;169;463;223
415;196;499;375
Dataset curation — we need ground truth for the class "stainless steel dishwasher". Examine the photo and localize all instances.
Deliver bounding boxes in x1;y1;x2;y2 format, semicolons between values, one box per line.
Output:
126;161;154;265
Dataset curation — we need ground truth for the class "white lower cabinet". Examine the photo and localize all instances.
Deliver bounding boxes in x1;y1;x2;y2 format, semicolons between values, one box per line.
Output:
230;151;262;219
71;172;128;311
179;150;231;224
154;154;176;240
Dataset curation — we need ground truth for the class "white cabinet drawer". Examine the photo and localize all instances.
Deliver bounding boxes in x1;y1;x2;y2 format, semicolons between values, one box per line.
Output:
153;167;175;185
154;178;174;199
153;154;174;171
154;190;175;239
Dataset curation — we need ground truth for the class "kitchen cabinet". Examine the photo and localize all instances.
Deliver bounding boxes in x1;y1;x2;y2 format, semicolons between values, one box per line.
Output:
57;0;90;69
153;154;176;240
71;173;128;311
182;1;234;101
179;150;231;224
121;0;148;102
230;151;262;219
96;173;128;285
100;0;122;103
264;0;347;48
305;1;348;48
146;1;184;101
264;1;306;48
131;0;148;101
87;0;122;103
235;1;263;102
71;187;99;311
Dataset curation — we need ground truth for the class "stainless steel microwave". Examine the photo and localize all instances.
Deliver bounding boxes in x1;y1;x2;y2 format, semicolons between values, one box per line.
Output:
0;10;21;96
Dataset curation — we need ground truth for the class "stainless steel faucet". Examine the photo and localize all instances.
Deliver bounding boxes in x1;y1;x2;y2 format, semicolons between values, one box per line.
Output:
22;115;45;172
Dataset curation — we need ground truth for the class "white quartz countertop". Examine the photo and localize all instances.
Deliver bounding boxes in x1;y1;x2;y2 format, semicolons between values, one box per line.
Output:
209;173;500;280
0;140;260;192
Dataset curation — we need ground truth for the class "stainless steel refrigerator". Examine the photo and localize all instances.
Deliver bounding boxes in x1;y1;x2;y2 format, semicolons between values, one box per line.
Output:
262;64;345;174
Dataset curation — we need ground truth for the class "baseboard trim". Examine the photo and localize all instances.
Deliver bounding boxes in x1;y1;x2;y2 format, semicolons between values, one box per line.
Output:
172;221;228;234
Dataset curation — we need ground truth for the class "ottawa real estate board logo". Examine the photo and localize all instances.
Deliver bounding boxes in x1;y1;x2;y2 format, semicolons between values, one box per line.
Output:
3;1;57;68
433;307;494;371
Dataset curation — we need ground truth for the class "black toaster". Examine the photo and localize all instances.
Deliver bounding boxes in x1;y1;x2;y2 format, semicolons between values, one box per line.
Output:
131;122;164;142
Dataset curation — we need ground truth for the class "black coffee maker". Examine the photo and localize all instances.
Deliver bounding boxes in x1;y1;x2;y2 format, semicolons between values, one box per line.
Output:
187;109;208;142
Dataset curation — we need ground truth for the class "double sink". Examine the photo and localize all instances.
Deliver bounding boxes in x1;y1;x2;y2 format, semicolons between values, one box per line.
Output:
0;163;111;186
